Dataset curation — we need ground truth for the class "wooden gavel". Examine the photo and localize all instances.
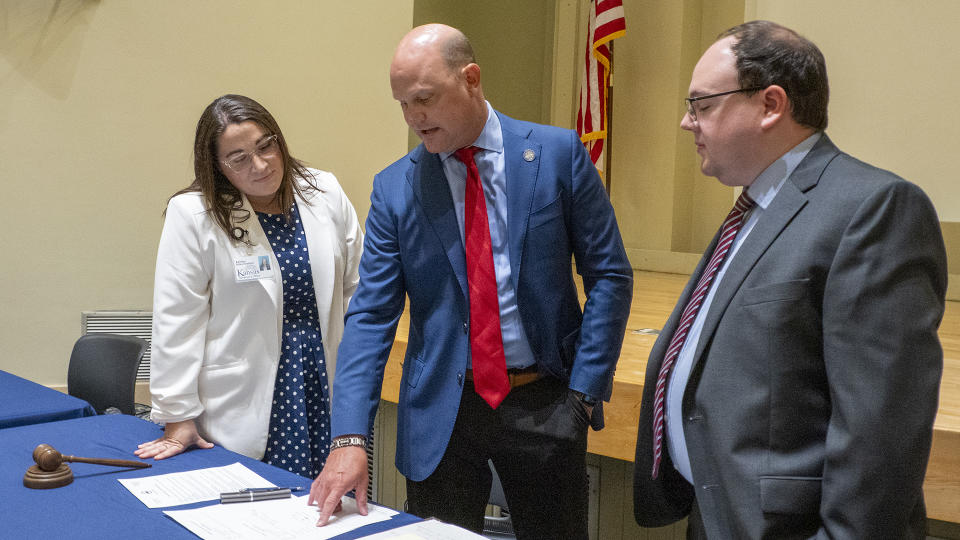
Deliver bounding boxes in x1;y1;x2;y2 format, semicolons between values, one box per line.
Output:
32;443;151;471
24;444;150;489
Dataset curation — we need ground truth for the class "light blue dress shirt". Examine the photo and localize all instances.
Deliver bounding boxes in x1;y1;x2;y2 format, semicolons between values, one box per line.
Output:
666;132;822;483
439;102;536;370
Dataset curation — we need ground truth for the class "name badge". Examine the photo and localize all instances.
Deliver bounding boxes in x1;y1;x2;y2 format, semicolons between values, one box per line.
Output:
234;255;275;282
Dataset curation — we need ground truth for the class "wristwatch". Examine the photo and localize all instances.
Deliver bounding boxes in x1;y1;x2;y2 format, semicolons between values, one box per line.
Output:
573;390;598;407
329;435;367;451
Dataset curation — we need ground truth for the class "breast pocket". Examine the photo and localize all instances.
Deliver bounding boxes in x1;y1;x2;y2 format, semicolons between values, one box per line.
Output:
740;278;816;333
528;195;563;230
525;195;570;269
741;278;810;306
741;278;825;449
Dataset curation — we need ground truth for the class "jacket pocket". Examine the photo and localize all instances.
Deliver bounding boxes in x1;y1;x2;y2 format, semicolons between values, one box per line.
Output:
559;327;580;375
403;355;424;388
202;358;246;371
759;476;822;514
741;278;810;306
529;194;563;229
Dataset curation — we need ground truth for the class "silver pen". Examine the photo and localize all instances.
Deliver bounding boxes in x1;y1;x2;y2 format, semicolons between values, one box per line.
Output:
220;486;304;503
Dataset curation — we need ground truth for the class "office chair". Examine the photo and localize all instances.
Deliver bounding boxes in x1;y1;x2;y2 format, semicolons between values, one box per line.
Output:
67;334;148;415
483;460;516;539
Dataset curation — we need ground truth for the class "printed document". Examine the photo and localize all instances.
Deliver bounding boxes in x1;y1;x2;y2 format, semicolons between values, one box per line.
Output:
119;462;275;508
358;518;487;539
164;495;397;540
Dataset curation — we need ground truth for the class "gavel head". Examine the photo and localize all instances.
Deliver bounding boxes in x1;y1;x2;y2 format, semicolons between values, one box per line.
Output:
33;444;64;472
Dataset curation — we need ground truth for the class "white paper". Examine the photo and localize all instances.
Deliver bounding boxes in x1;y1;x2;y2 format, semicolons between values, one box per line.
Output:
119;462;275;508
357;519;487;539
164;495;397;540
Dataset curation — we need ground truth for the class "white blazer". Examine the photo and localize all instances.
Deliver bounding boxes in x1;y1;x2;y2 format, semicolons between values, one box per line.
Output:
149;169;363;459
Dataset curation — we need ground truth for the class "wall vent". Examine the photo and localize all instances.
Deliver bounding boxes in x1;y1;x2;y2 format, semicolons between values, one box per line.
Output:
81;310;152;381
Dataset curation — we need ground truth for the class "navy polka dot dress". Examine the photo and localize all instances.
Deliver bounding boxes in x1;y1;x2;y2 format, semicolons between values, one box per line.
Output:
256;203;330;478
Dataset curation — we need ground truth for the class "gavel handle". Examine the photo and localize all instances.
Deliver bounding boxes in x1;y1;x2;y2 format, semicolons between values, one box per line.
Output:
63;455;152;469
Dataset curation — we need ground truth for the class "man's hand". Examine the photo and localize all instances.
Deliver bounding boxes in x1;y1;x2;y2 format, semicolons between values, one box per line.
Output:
134;419;214;460
309;446;369;526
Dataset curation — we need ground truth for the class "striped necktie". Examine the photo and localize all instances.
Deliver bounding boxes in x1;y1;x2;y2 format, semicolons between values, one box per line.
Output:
651;191;756;478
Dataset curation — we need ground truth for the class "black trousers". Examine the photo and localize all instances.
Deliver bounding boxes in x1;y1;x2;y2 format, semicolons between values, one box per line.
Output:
406;376;590;540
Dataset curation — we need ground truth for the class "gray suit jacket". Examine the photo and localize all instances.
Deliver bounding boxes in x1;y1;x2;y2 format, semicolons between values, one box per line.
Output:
633;135;947;539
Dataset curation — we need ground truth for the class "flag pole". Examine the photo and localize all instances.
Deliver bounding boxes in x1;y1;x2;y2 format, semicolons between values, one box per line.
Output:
604;41;614;195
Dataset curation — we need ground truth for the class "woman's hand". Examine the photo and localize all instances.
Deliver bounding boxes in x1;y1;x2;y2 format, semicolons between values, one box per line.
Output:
134;419;214;460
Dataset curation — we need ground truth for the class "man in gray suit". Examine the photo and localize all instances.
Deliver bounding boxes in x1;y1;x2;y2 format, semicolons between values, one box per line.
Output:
633;20;947;538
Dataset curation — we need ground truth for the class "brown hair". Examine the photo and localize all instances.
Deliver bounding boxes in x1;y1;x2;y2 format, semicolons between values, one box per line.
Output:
170;94;318;243
719;20;829;130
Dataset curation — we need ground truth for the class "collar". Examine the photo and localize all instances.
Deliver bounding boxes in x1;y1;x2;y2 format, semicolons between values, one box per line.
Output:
440;101;504;161
746;132;822;209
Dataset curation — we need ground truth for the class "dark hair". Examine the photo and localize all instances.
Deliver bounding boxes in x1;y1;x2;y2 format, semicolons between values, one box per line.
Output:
719;20;828;130
169;94;317;243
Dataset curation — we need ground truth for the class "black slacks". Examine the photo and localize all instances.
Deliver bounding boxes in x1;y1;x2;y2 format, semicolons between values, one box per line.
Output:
406;376;590;540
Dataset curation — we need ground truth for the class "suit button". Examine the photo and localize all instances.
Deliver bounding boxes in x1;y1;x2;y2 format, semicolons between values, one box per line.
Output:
462;323;468;334
457;372;464;385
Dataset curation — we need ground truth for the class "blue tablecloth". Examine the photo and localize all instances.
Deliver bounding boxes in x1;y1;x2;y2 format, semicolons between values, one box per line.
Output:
0;370;95;429
0;415;418;539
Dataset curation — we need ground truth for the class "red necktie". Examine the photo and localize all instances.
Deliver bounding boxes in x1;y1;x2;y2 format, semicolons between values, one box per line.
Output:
455;146;510;409
651;191;755;478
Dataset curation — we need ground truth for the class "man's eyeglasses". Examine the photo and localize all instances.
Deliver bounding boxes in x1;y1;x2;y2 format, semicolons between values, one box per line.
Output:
684;87;764;122
221;134;280;174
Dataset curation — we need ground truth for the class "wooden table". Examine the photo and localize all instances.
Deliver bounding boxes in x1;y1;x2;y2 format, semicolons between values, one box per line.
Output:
380;270;960;523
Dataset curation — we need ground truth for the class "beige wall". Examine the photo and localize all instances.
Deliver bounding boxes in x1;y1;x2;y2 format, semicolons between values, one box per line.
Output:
598;0;748;273
409;0;557;150
4;1;958;386
746;0;960;294
748;0;960;222
0;0;413;384
576;0;959;292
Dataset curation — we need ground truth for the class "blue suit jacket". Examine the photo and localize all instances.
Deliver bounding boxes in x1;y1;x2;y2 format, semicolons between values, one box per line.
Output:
332;112;633;481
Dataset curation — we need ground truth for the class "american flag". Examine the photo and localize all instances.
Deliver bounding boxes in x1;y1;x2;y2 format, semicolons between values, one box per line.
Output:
576;0;626;178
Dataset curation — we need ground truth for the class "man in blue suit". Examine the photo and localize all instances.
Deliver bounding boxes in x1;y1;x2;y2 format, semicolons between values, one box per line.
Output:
310;24;632;537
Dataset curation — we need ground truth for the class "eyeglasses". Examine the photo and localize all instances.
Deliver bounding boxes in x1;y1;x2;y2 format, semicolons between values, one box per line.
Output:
684;87;764;123
220;134;280;174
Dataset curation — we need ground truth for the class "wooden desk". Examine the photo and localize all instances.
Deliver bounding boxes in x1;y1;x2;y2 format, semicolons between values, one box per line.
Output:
380;271;960;523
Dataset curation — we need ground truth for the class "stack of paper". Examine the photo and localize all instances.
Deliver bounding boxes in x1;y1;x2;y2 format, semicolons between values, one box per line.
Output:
164;495;396;540
119;462;276;508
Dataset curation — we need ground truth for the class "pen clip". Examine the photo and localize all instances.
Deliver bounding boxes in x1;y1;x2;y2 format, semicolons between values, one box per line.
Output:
239;486;304;493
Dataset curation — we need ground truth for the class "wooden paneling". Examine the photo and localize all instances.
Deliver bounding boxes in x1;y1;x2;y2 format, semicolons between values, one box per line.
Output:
378;270;960;525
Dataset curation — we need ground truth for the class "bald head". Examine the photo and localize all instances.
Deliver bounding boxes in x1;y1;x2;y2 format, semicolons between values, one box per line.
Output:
394;24;476;74
390;24;487;154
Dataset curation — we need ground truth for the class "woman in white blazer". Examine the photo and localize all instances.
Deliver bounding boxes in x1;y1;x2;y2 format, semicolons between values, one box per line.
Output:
135;95;363;478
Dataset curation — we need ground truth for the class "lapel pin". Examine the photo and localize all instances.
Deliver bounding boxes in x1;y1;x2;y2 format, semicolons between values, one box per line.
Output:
523;149;536;162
